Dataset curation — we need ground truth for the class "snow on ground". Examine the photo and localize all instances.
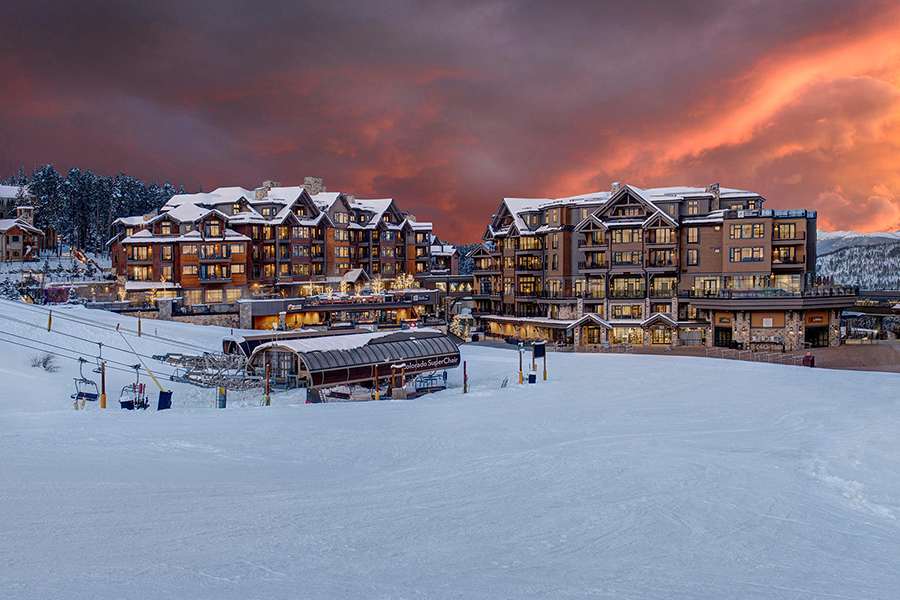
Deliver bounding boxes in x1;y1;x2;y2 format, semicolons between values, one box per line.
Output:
3;302;900;598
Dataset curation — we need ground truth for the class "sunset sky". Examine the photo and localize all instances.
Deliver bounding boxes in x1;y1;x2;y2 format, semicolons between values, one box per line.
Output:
2;0;900;242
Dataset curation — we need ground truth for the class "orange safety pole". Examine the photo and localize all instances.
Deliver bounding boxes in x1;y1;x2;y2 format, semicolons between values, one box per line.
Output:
47;310;52;331
100;362;106;409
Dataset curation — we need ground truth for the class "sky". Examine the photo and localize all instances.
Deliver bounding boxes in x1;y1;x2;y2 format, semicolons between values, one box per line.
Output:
2;0;900;242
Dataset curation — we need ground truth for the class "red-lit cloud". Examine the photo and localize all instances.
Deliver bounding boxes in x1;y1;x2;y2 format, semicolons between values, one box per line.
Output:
2;0;900;241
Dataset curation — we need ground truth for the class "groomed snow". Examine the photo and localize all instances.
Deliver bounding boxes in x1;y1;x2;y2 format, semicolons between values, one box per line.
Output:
2;303;900;598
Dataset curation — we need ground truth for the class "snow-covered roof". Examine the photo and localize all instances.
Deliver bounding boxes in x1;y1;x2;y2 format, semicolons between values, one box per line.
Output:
0;185;30;199
254;328;442;354
0;219;42;235
163;187;255;209
431;244;457;257
311;192;343;212
121;229;250;244
113;216;149;227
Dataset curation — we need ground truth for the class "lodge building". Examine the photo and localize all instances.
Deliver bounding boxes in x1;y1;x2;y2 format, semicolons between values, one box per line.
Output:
108;177;435;304
471;183;856;350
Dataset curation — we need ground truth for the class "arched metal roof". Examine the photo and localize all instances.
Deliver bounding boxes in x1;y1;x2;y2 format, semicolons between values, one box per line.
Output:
248;330;460;389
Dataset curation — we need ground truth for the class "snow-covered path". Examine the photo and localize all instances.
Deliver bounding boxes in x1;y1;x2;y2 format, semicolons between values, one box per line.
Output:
2;307;900;598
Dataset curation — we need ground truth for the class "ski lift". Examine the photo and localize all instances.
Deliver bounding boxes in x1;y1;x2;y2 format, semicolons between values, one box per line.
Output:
71;357;100;404
119;364;149;410
92;343;103;374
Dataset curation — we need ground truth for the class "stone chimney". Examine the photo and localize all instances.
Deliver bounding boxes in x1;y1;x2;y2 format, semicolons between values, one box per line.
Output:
16;205;33;224
345;194;355;204
254;187;268;200
299;176;326;195
611;182;621;195
262;180;281;189
705;183;720;211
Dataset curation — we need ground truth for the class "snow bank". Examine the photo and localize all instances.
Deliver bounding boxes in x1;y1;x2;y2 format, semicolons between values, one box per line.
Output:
2;304;900;599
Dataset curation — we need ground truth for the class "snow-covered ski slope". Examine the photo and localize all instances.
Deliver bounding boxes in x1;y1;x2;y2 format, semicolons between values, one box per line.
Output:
3;303;900;599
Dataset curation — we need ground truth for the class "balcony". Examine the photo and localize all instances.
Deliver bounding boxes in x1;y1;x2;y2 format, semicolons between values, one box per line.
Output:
772;257;805;268
199;276;231;284
578;260;608;270
679;286;858;299
608;288;646;299
199;253;231;263
578;239;605;248
773;231;806;241
650;287;677;298
646;259;677;269
611;260;643;268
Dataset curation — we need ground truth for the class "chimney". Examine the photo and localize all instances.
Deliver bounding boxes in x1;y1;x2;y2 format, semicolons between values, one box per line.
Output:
611;182;621;195
299;176;325;195
345;194;355;204
254;187;268;200
705;183;720;210
262;180;281;189
16;205;33;225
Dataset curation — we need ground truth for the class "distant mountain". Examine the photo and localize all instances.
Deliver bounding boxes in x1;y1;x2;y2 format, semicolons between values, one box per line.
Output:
816;230;900;255
816;241;900;289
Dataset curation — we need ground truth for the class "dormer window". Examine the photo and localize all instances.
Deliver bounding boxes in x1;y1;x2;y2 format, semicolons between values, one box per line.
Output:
232;203;241;215
161;222;172;235
125;227;134;237
204;221;221;237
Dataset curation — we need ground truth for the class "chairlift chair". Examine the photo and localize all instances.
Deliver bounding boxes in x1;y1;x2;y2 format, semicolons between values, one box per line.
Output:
71;357;100;404
119;364;149;410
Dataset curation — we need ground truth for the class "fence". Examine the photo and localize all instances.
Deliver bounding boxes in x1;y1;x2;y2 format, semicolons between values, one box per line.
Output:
704;347;805;366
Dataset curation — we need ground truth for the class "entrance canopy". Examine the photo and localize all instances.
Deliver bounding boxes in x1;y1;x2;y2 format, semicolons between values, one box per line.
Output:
248;329;460;389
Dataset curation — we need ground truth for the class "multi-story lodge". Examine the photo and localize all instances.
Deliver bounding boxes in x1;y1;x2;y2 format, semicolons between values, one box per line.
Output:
108;177;434;305
471;183;856;350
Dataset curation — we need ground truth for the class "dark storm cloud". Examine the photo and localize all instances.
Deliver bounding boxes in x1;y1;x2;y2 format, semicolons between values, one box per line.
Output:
1;0;899;240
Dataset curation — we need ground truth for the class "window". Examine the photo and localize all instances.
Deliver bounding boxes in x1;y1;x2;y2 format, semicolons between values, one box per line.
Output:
278;226;290;240
182;264;198;276
204;221;221;237
293;244;310;258
232;203;241;215
280;263;290;276
252;226;260;240
729;247;764;262
252;264;260;278
613;251;642;266
611;228;641;244
232;264;245;274
667;204;676;217
687;249;699;266
132;266;152;281
518;236;542;250
611;304;643;319
263;245;275;259
129;245;152;261
160;222;172;235
263;226;274;240
334;246;349;258
292;226;310;239
161;245;173;261
184;290;202;305
264;263;275;278
382;231;395;243
552;233;558;249
650;228;675;244
161;265;173;281
551;208;559;223
292;263;310;276
230;243;245;254
182;244;197;255
686;227;699;244
226;288;242;302
125;227;134;237
774;223;797;240
333;211;348;224
205;289;224;304
552;254;558;270
334;229;349;242
729;224;764;239
686;200;699;216
381;246;394;258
